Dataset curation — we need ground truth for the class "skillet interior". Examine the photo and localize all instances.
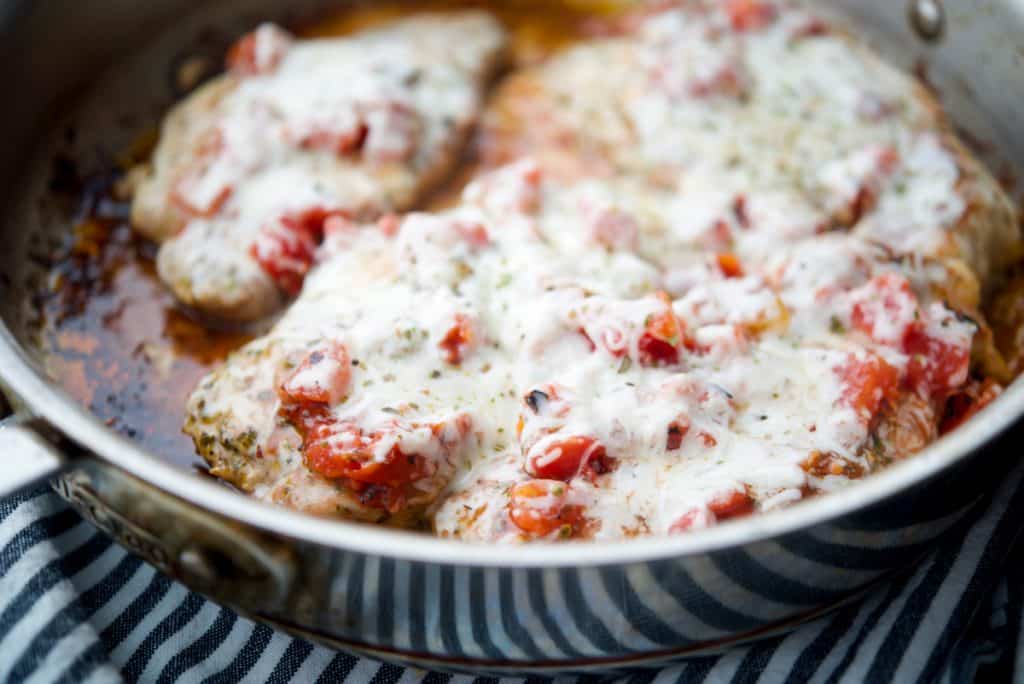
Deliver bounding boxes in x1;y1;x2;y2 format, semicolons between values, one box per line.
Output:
1;0;1023;562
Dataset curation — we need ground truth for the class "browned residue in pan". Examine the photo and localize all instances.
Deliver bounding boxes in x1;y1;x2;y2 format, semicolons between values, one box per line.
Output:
38;202;253;468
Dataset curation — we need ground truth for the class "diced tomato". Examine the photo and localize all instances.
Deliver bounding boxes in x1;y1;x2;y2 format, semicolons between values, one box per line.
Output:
708;488;755;520
669;488;754;533
849;275;974;398
725;0;778;31
940;378;1002;434
509;480;584;537
526;435;610;481
250;207;339;295
716;253;744;278
250;222;317;295
278;341;351;406
296;417;431;513
226;24;293;76
454;221;491;249
666;417;690;450
790;17;830;41
377;213;402;237
904;323;971;395
591;207;639;251
639;292;684;366
283;406;465;514
697;431;718;448
518;388;610;482
850;272;920;346
638;333;680;366
304;422;423;486
837;352;900;421
439;313;476;365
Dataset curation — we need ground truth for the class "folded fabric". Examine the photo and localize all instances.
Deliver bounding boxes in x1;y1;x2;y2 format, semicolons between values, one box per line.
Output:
1;460;1022;684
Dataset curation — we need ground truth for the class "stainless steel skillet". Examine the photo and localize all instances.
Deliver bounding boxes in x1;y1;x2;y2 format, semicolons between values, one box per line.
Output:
0;0;1022;674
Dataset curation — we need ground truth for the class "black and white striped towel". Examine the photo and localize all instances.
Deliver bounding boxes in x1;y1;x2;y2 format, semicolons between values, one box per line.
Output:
1;459;1023;684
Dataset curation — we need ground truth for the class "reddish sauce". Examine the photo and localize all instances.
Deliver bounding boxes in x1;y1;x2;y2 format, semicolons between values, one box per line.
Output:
38;211;253;468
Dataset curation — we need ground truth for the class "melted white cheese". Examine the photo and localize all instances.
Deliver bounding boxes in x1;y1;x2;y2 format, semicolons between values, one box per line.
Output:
187;1;990;542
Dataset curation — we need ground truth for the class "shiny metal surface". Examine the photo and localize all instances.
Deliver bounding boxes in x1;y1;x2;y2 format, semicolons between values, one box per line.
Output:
0;0;1021;673
909;0;945;43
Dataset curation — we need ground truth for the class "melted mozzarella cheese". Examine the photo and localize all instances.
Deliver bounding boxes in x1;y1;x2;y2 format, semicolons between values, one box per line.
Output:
186;0;1004;542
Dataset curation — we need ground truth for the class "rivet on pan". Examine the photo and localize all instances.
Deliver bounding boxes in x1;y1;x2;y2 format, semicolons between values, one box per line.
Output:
909;0;945;43
178;546;218;588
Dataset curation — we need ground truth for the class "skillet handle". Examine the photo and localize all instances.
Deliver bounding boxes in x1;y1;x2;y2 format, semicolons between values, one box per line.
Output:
0;416;67;499
0;414;296;611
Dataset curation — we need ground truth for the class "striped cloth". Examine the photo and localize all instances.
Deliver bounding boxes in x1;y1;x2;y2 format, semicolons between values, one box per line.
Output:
1;461;1023;684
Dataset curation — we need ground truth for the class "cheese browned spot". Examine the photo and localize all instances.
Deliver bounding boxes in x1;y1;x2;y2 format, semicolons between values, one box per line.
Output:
185;0;1019;541
130;12;507;322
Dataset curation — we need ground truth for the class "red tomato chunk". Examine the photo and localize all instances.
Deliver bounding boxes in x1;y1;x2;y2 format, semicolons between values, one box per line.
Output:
848;272;974;398
439;314;476;365
837;352;899;422
526;435;611;481
250;207;342;295
227;24;293;76
639;291;685;366
716;252;744;278
666;417;690;450
708;488;755;520
904;322;971;396
726;0;778;31
278;341;351;406
850;273;918;346
509;480;584;537
669;488;754;533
